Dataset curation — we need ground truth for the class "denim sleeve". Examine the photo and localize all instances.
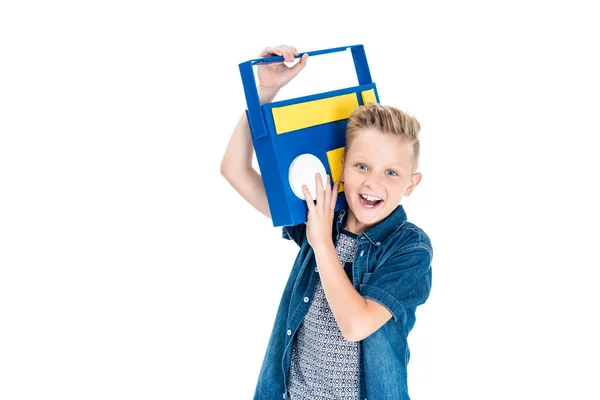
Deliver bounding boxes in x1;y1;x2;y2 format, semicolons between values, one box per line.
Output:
282;222;307;247
359;245;432;323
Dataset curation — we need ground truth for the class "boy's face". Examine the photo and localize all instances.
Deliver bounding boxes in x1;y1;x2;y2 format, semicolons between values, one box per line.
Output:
340;128;422;235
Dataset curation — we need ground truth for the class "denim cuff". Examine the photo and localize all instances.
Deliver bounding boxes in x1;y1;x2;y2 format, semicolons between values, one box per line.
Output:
360;283;406;324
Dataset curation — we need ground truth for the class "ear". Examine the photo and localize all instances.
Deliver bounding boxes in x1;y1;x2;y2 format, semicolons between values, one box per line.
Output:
404;172;422;196
339;156;345;183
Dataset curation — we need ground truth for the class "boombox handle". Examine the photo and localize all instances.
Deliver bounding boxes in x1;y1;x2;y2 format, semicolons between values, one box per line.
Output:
238;44;373;139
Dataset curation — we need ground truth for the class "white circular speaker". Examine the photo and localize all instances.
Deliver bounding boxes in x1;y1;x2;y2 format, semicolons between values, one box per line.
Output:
288;154;328;200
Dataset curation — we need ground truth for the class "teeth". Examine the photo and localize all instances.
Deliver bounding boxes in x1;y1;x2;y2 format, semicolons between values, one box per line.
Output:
361;193;382;202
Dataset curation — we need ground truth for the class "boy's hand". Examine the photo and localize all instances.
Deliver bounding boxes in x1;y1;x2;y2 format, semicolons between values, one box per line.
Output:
302;173;340;251
257;45;308;100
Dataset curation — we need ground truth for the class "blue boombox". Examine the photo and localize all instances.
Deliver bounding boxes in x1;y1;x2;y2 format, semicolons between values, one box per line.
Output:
238;45;380;227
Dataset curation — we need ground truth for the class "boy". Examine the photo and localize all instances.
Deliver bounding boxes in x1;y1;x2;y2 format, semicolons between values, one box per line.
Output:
220;45;433;400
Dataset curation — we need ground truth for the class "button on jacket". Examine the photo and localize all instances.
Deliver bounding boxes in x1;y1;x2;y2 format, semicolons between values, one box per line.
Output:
253;204;433;400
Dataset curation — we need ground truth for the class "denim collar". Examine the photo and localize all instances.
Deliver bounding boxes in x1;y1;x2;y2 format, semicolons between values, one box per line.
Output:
335;203;408;248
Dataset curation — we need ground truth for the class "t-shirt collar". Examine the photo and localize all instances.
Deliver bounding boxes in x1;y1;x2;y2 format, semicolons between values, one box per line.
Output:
335;204;408;248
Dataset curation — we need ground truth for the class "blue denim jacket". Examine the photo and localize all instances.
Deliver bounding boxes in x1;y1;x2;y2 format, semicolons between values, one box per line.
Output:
253;204;433;400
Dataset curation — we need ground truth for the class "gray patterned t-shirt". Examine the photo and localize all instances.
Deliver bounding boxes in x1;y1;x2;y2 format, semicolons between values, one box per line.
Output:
286;229;359;400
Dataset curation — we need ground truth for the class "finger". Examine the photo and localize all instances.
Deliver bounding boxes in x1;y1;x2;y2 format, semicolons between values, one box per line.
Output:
290;53;308;74
324;174;331;207
330;181;340;211
259;46;282;58
282;45;298;54
315;173;324;208
282;45;297;61
302;185;315;213
279;45;294;62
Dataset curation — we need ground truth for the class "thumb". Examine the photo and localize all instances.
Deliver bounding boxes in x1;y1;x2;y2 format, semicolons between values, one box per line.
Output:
289;53;308;75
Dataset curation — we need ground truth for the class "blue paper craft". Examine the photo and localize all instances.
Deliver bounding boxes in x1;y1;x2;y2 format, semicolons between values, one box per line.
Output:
238;45;380;227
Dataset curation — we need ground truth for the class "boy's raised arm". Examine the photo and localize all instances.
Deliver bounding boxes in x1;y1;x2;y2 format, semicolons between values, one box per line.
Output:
220;45;308;220
220;108;273;219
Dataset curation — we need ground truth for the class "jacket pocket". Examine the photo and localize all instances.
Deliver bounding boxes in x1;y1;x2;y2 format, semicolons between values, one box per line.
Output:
360;272;373;285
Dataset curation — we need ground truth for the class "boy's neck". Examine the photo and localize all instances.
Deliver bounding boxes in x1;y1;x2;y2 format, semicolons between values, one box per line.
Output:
343;210;371;236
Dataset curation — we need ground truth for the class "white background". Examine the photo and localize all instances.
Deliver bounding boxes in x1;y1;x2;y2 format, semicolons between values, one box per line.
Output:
1;1;599;399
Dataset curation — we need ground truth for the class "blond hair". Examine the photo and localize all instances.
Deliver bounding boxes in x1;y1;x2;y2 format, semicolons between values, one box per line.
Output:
345;103;421;174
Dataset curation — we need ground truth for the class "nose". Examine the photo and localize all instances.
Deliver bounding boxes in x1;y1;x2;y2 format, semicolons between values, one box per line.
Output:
362;174;383;191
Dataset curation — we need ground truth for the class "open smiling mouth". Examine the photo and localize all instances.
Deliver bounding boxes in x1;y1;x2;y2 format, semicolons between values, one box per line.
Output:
358;193;384;209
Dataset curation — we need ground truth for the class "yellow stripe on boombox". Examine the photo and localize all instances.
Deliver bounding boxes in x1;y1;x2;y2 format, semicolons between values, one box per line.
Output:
326;147;345;193
361;89;377;105
271;93;359;135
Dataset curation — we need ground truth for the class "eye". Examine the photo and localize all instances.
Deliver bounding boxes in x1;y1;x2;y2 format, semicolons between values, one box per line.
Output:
386;170;398;177
356;163;367;170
